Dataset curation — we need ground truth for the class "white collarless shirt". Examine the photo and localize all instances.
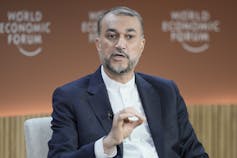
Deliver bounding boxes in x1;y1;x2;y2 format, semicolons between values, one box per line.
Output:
94;66;159;158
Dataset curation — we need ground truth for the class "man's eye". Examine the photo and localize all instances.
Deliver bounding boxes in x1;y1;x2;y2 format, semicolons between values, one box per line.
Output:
126;35;134;40
107;34;117;40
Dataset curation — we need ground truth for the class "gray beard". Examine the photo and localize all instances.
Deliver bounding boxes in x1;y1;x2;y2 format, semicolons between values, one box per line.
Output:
104;58;135;75
99;50;140;75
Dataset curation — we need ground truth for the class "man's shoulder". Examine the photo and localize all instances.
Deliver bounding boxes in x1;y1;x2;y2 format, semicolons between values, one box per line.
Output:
56;73;93;93
136;72;181;95
136;72;173;86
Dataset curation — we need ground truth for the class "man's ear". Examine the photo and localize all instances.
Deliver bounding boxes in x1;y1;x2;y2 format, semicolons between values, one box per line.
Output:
95;38;101;51
140;38;146;52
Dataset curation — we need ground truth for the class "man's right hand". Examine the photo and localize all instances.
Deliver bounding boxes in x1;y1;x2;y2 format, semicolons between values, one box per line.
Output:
103;107;145;155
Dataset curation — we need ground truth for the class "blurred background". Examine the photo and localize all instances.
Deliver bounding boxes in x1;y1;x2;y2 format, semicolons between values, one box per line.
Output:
0;0;236;157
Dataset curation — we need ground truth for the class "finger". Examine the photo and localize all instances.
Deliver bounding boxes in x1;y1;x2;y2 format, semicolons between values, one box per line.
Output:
127;116;139;122
117;113;137;121
121;114;145;126
123;108;145;122
133;113;146;122
112;112;134;128
118;107;145;122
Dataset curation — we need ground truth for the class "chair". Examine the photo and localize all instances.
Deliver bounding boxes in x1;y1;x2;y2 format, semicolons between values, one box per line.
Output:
24;117;52;158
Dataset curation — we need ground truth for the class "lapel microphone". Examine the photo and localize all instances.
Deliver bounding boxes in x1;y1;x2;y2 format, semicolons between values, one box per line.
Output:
107;112;114;120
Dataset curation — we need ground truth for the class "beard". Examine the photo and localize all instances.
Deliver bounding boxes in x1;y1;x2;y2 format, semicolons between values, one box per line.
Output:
100;50;139;75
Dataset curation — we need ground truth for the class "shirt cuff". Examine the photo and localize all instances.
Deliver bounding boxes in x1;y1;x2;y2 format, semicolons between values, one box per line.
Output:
94;137;117;158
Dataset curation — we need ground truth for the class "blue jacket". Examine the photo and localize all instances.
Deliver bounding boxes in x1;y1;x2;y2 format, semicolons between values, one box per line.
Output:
48;67;208;158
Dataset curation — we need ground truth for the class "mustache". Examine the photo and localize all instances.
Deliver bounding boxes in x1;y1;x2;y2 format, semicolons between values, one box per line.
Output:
111;49;129;59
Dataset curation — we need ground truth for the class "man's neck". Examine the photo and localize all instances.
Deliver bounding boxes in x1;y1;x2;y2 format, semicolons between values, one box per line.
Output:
103;67;134;84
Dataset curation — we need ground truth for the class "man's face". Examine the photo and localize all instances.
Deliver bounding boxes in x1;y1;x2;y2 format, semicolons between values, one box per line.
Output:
96;13;145;75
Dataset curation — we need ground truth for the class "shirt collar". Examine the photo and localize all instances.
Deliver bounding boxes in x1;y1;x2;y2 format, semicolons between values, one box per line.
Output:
101;66;135;90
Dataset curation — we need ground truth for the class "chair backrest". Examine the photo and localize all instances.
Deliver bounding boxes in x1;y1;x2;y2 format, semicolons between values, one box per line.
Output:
24;117;52;158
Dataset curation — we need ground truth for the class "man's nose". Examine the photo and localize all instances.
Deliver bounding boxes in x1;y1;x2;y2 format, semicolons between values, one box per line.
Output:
115;37;126;50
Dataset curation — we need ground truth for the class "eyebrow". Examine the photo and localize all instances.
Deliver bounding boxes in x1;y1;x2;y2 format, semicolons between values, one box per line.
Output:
106;28;137;33
126;28;137;33
106;28;117;33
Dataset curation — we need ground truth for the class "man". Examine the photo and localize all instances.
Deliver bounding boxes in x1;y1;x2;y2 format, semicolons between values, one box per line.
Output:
48;6;208;158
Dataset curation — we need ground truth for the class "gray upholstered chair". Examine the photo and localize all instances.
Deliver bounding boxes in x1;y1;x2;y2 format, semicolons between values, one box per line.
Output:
24;117;52;158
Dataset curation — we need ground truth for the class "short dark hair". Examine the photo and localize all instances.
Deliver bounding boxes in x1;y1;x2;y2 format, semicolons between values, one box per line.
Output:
97;6;144;36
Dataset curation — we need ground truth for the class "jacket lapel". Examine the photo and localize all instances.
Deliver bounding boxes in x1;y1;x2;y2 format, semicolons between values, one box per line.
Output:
87;68;113;133
87;67;124;156
135;74;164;158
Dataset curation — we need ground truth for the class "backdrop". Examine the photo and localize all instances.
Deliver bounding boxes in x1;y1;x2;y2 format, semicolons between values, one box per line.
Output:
1;0;236;116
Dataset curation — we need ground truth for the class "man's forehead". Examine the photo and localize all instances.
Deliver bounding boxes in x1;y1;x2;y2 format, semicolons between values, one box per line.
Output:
102;13;140;24
101;14;141;33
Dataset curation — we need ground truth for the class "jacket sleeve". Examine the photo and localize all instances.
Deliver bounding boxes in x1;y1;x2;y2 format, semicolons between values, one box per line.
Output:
47;87;96;158
172;81;209;158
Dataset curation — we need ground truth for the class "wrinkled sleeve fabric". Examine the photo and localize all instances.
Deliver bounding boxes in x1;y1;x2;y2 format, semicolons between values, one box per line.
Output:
94;137;117;158
171;81;209;158
47;88;96;158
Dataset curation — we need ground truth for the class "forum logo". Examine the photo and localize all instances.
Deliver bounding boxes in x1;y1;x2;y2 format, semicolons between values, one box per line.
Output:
81;10;104;43
0;10;51;57
162;10;220;53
